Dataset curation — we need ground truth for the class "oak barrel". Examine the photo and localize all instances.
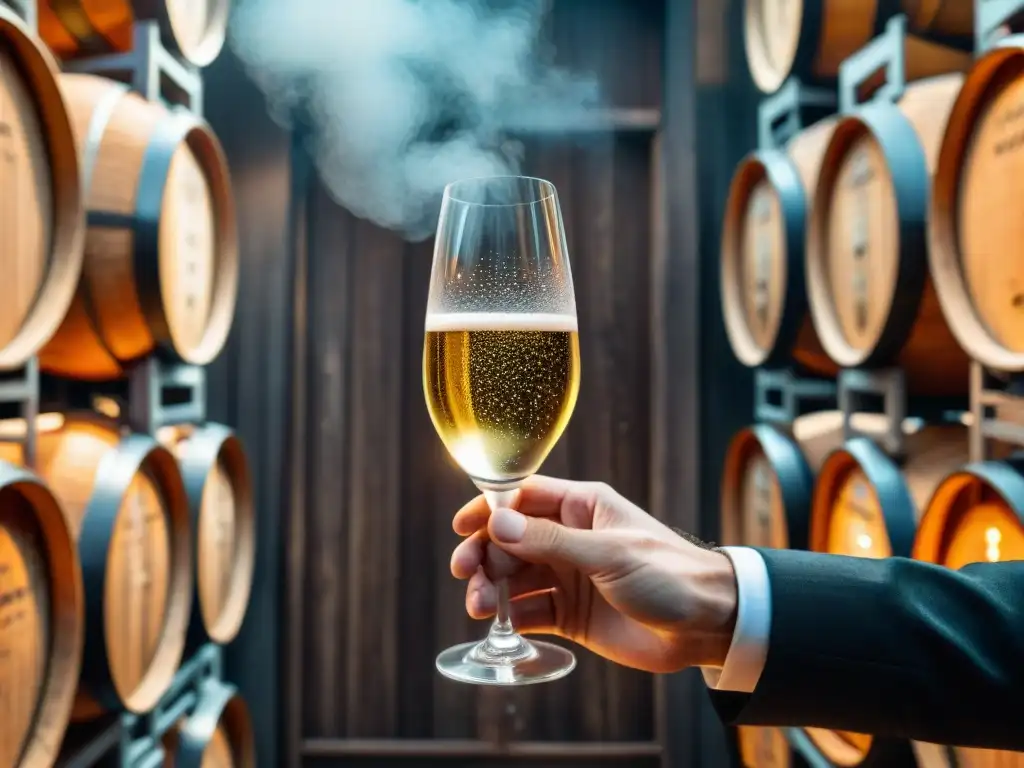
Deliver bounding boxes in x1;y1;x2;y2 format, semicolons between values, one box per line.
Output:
0;461;83;768
721;118;838;374
807;73;969;395
0;413;192;718
901;1;974;38
0;5;85;371
156;423;254;648
721;411;858;549
161;680;255;768
738;726;793;768
38;73;239;381
723;412;867;768
744;0;973;94
912;459;1024;768
37;0;230;67
806;420;968;766
912;743;1024;768
929;40;1024;372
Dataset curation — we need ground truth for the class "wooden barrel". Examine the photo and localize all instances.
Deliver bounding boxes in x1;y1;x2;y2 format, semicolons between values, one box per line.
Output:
156;423;254;648
929;41;1024;372
743;0;973;94
37;0;230;67
0;5;86;372
721;411;861;549
900;1;974;39
723;412;878;768
721;118;838;374
38;73;238;381
0;461;84;768
806;73;970;395
909;457;1024;768
806;420;968;767
0;413;192;718
162;680;255;768
738;726;793;768
913;743;1024;768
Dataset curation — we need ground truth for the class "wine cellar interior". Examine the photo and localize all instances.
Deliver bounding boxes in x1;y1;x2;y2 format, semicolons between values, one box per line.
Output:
2;0;1024;767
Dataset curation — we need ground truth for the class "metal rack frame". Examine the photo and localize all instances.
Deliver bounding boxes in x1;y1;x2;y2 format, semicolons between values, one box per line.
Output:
57;645;226;768
976;0;1024;53
968;362;1024;463
750;77;839;426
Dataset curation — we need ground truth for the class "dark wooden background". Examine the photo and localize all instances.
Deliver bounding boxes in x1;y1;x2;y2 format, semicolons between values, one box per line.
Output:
202;0;759;765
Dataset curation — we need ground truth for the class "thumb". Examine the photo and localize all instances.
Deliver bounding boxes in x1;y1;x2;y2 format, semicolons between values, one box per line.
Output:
489;507;621;573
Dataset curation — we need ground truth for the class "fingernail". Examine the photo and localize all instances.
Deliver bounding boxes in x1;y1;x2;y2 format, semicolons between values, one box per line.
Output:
491;507;527;543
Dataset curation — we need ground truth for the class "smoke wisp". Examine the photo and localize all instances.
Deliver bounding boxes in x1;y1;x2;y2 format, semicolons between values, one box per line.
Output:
229;0;602;241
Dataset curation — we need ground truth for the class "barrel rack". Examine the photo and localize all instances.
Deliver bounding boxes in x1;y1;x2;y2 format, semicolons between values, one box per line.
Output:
751;77;837;427
741;3;1024;768
1;1;228;766
57;645;230;768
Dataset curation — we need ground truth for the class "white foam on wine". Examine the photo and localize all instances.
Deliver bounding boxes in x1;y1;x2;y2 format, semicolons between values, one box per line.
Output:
425;312;578;333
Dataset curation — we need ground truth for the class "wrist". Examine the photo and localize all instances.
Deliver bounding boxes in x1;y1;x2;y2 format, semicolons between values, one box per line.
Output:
685;549;739;668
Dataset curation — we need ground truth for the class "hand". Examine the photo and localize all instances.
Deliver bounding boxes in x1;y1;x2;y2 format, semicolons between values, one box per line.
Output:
450;475;739;674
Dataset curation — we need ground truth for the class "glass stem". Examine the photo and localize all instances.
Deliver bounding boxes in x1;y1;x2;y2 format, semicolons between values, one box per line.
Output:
495;578;512;628
478;487;532;660
483;577;525;656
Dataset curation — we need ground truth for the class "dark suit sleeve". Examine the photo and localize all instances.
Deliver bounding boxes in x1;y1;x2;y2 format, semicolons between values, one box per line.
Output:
707;548;1024;751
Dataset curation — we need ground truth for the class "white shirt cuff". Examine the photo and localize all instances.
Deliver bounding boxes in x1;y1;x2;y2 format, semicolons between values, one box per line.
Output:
700;546;771;693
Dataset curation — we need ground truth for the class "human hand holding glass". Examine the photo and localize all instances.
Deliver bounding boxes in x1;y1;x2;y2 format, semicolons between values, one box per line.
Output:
423;175;581;685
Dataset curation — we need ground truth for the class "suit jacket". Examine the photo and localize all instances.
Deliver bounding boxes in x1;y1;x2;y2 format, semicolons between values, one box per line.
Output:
708;548;1024;751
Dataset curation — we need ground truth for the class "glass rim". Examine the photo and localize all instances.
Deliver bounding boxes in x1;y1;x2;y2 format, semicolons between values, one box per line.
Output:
443;175;556;207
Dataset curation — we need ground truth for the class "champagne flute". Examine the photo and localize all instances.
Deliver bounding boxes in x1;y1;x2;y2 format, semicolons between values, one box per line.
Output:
423;175;581;686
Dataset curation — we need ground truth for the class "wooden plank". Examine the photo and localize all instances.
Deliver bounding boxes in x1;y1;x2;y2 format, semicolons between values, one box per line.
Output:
302;183;356;738
344;220;405;737
649;131;670;768
285;123;314;767
303;739;663;758
655;0;705;766
500;107;661;134
397;237;441;739
305;757;659;768
608;131;657;743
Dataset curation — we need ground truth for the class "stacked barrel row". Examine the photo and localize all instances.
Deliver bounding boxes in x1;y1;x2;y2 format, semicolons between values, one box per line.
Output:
0;2;255;767
724;2;1024;768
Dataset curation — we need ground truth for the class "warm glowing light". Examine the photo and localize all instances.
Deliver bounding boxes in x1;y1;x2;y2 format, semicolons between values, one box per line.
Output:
0;413;64;438
92;396;121;419
985;526;1002;563
857;533;873;550
449;434;497;481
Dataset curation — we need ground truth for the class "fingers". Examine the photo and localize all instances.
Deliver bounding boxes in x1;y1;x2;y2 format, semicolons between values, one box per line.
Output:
488;507;625;573
450;529;488;579
452;475;589;536
452;533;528;581
507;591;560;636
452;496;491;536
466;585;562;637
464;564;560;624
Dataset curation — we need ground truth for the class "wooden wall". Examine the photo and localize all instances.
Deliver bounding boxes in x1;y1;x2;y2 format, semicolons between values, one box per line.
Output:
203;0;755;765
284;1;670;766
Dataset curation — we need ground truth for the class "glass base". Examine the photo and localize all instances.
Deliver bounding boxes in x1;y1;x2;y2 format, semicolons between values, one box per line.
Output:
436;636;576;686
